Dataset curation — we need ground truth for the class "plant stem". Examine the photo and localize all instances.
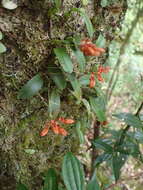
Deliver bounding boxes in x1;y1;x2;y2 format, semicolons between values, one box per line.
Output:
90;120;100;178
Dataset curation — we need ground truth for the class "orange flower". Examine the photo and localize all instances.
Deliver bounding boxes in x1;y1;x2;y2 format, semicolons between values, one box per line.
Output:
80;39;105;56
51;121;68;136
58;127;68;136
40;119;69;137
58;117;75;124
51;122;60;134
89;72;96;88
40;127;49;136
97;65;110;82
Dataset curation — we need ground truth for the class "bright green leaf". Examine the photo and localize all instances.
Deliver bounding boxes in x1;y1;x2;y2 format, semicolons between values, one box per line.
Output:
67;73;82;100
87;172;101;190
18;74;43;99
82;98;91;115
113;113;143;129
0;42;6;53
79;74;90;86
54;48;73;73
54;0;62;9
24;149;36;154
72;48;86;72
49;89;60;117
82;0;88;6
43;168;58;190
62;152;85;190
89;96;106;122
76;121;84;144
100;0;108;7
47;63;67;90
79;8;94;38
96;34;106;48
0;31;3;40
16;183;28;190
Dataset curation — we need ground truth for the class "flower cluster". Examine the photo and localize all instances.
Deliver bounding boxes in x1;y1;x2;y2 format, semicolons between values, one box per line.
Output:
80;38;105;56
97;65;110;82
89;65;110;88
40;118;75;137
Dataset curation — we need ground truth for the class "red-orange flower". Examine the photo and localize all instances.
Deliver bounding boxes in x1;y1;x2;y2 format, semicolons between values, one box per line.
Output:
51;121;60;134
58;117;75;124
97;65;110;82
40;117;74;137
40;122;50;136
58;127;68;136
80;39;105;56
89;72;96;88
51;121;68;136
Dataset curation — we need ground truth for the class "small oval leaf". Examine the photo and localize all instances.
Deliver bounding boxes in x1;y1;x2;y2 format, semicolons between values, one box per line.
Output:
0;42;6;53
54;48;73;73
49;89;60;117
18;74;43;99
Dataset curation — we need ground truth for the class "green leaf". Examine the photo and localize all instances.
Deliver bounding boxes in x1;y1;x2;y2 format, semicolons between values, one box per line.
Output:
72;47;86;72
62;152;85;190
89;96;106;122
49;89;60;117
0;31;3;40
54;48;73;73
16;183;28;190
67;73;82;100
24;149;36;154
47;63;67;90
79;74;90;86
79;8;94;38
112;153;127;181
96;34;106;48
18;74;43;99
82;98;91;115
95;153;112;167
113;113;143;129
43;168;58;190
76;121;84;144
100;0;108;7
82;0;88;6
54;0;62;9
0;42;6;53
87;172;101;190
93;139;113;153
